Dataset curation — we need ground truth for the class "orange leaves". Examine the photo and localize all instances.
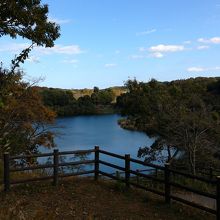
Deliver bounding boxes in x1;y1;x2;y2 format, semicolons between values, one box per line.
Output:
0;69;56;155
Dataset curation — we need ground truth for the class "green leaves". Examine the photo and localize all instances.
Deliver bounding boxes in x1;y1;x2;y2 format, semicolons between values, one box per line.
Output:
11;43;34;70
119;78;220;173
0;1;60;156
0;0;60;46
0;0;60;69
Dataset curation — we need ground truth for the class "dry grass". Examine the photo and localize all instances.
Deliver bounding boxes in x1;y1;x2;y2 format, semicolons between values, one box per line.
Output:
0;177;215;220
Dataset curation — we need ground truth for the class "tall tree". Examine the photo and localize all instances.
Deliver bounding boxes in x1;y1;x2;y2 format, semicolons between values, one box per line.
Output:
0;0;60;156
0;68;56;155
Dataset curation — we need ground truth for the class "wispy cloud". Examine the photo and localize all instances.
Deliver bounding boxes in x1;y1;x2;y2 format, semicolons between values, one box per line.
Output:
183;40;191;44
150;52;164;58
62;59;79;64
36;44;83;55
130;55;145;60
27;56;40;63
139;47;146;52
48;17;71;24
0;43;30;53
149;44;185;53
105;63;117;68
0;43;83;56
187;67;205;72
198;37;220;44
136;29;156;36
197;45;210;50
187;66;220;72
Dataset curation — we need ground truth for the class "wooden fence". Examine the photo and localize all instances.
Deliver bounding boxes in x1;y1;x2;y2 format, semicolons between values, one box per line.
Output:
2;146;220;220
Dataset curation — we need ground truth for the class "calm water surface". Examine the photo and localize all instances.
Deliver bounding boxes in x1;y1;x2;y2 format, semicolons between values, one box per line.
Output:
41;114;154;173
54;114;152;156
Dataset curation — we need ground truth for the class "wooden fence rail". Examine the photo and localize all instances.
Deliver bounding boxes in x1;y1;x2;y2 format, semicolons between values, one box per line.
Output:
2;146;220;220
3;148;96;190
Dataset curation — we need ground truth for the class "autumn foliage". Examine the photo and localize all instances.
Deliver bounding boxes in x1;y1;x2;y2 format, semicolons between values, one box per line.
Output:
0;68;56;156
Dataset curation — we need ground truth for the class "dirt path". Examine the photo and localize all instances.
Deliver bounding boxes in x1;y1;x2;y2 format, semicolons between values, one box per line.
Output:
174;192;216;210
0;177;215;220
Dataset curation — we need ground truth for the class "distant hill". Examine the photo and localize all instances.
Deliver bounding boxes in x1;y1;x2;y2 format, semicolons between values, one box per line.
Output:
35;86;127;116
71;86;127;103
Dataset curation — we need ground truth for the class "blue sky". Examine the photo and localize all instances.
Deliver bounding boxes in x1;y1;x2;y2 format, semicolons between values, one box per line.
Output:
1;0;220;89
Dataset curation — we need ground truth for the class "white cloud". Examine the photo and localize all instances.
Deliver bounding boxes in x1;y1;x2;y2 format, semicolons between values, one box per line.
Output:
27;56;40;63
146;44;185;58
187;67;205;72
150;52;164;58
136;29;156;36
48;17;71;24
0;43;83;56
105;63;117;68
149;44;185;53
198;38;205;43
197;45;210;50
198;37;220;44
36;44;83;55
187;66;220;72
62;59;78;64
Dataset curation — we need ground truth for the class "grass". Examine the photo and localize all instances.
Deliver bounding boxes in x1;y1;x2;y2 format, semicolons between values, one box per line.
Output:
0;176;215;220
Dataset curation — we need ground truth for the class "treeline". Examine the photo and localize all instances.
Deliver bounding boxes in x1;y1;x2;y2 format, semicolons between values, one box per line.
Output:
39;87;119;116
116;77;220;174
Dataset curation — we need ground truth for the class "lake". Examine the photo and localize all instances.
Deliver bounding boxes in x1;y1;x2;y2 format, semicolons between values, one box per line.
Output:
41;114;154;174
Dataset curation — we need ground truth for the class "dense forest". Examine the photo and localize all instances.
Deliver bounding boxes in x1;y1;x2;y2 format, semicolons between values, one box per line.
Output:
116;77;220;174
38;86;126;116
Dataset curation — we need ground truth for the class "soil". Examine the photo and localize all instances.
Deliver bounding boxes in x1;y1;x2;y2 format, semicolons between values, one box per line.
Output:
0;177;215;220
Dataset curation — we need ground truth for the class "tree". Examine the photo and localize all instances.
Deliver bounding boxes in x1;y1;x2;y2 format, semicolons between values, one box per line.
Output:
0;0;60;68
91;88;114;105
118;78;220;174
93;86;99;93
0;0;60;156
0;68;56;156
41;88;74;107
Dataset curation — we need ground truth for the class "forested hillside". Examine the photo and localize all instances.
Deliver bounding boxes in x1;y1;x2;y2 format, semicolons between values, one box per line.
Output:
38;86;126;116
117;77;220;174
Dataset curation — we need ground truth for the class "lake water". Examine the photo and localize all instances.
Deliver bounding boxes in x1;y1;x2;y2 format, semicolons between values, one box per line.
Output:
41;114;154;174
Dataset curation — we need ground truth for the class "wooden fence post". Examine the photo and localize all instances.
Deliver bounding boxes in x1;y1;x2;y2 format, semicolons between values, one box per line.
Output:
164;163;171;204
4;152;10;192
94;146;99;180
53;149;59;186
116;170;120;180
125;154;130;188
155;168;158;178
216;176;220;220
136;169;140;184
